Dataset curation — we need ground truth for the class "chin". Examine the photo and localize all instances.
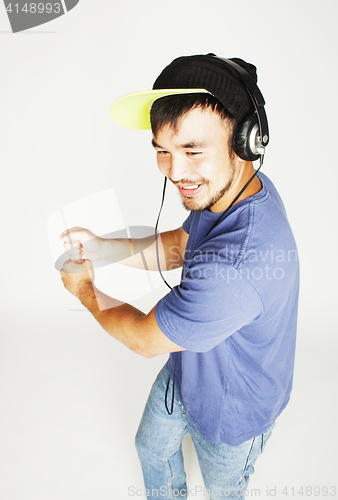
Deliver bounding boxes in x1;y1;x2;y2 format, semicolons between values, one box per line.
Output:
181;196;210;213
184;182;232;213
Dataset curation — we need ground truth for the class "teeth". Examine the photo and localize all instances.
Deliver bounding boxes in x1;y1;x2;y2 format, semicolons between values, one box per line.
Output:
180;185;199;189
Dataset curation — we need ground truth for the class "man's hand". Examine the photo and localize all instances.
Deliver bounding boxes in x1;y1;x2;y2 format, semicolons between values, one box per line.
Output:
60;259;95;299
60;227;107;262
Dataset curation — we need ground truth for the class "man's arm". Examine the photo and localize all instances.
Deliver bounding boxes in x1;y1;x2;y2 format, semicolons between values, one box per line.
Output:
83;285;184;357
60;259;185;358
61;226;189;272
115;226;189;271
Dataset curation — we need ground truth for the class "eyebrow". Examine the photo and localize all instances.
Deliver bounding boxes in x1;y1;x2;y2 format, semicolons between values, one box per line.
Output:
151;138;162;149
151;138;207;149
181;141;207;149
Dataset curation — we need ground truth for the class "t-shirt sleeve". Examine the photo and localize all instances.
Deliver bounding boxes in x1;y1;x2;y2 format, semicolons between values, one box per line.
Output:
182;213;193;234
155;256;264;353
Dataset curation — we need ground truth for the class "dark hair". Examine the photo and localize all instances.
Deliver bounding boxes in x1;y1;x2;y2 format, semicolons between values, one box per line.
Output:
150;93;237;156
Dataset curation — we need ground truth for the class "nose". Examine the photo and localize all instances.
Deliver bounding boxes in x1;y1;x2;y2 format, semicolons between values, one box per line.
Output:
167;154;190;183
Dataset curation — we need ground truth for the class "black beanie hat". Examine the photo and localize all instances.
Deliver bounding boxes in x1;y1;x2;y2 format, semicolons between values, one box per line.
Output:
152;53;257;123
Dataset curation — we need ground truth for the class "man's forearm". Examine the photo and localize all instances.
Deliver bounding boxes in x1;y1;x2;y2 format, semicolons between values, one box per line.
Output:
79;282;149;356
102;230;183;271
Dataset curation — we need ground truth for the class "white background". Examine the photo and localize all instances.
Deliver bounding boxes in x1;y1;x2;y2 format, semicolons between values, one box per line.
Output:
0;0;337;498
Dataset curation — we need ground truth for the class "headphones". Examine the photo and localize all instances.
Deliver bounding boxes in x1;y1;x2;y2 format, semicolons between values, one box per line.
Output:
210;55;269;162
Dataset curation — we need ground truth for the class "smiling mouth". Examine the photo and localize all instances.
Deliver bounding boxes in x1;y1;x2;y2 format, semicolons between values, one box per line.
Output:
177;183;204;197
179;184;200;190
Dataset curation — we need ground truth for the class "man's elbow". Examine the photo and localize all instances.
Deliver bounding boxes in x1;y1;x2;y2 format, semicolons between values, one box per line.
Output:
132;342;158;358
133;343;184;358
140;349;157;358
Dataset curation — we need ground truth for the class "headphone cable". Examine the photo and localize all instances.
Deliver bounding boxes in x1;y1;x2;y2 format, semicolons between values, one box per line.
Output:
226;153;264;211
155;177;172;291
154;177;178;415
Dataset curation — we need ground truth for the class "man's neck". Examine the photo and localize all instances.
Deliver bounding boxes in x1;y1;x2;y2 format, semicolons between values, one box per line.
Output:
211;161;262;213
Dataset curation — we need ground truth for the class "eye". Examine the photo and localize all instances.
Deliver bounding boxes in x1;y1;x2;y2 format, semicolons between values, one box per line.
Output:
187;151;202;156
157;150;169;155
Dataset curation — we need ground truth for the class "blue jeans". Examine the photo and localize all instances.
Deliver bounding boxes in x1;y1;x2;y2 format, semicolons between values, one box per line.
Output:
135;362;274;500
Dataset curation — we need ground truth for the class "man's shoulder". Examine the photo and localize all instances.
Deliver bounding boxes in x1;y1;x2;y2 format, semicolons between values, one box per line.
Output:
257;172;286;213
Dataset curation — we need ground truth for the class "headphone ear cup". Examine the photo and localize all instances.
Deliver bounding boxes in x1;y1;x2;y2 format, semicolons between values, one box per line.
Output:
233;113;261;162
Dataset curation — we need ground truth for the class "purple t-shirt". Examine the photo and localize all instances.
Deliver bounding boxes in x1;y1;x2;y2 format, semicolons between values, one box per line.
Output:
155;173;299;445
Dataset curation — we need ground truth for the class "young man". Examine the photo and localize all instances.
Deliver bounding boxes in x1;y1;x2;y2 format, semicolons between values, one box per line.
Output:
60;54;299;499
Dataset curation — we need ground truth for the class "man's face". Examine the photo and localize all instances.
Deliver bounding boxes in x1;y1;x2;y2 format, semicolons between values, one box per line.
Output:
152;107;238;213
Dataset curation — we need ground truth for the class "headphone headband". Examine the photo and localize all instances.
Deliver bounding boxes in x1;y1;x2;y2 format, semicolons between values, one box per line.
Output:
212;56;269;150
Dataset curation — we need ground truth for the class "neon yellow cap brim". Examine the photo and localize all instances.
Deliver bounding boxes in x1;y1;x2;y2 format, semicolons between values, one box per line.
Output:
110;88;210;130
